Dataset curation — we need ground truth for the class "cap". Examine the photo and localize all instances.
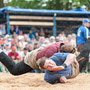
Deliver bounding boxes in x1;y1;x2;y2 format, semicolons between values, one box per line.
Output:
11;46;16;50
82;19;90;23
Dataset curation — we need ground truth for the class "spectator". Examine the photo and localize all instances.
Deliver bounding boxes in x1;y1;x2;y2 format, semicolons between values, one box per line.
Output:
67;34;76;46
76;19;90;52
28;30;35;40
0;36;4;45
49;36;56;44
25;43;29;51
28;44;34;52
39;27;45;36
15;25;20;35
0;25;6;37
35;32;40;41
71;33;76;47
44;29;50;38
19;48;29;61
18;37;26;48
39;36;45;46
10;26;16;38
34;42;40;49
4;43;11;55
56;36;60;42
31;27;38;36
8;46;20;63
24;34;30;42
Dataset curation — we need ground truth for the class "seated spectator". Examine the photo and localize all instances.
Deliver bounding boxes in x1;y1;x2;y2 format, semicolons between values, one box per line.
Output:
49;36;56;44
8;46;21;63
44;29;50;38
10;25;16;38
15;25;20;35
28;30;35;40
0;25;6;37
0;36;4;45
31;26;38;36
39;27;45;36
34;42;40;49
24;34;30;42
28;44;34;52
19;48;29;61
39;36;45;46
1;44;5;51
56;36;60;42
35;32;40;41
18;36;26;48
4;43;11;55
0;62;7;73
67;34;76;47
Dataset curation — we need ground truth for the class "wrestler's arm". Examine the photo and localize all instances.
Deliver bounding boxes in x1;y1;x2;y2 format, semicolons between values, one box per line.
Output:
63;54;76;66
49;54;76;71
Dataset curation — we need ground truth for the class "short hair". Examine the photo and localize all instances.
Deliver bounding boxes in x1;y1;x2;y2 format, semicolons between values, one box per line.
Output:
61;44;76;53
59;43;65;51
37;57;48;69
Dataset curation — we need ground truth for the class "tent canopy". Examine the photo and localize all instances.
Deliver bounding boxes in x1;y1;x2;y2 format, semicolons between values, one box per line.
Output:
0;6;90;15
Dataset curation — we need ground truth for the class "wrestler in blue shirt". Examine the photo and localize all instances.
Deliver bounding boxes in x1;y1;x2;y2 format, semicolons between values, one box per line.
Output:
44;53;72;84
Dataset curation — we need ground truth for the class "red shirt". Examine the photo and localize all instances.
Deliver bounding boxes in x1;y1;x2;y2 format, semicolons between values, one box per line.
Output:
8;52;19;60
36;42;64;60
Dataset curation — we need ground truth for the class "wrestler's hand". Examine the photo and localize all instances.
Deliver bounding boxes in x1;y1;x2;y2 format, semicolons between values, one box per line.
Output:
47;64;64;71
51;66;65;71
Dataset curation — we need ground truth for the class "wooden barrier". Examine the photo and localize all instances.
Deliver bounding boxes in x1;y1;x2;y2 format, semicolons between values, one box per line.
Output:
10;21;53;26
9;15;88;21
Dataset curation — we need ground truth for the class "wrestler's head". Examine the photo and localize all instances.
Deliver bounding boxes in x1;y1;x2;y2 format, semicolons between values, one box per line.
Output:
37;57;56;71
61;44;76;54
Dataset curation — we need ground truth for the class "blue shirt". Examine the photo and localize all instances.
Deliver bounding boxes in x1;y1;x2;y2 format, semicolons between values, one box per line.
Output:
44;53;72;84
76;25;89;45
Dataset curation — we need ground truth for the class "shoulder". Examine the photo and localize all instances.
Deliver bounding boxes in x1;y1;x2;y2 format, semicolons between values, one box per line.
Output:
54;53;70;59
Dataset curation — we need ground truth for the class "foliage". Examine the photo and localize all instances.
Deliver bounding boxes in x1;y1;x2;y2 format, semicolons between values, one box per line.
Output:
6;0;90;10
0;0;4;8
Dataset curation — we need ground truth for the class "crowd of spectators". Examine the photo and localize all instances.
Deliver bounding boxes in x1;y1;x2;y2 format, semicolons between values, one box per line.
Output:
0;25;77;73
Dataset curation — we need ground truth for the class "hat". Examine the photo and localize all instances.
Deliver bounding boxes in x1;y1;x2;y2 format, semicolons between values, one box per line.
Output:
11;46;16;50
82;19;90;23
50;36;55;40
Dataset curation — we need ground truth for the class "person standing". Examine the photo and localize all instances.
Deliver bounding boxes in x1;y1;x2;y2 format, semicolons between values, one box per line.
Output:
76;19;90;73
76;19;90;52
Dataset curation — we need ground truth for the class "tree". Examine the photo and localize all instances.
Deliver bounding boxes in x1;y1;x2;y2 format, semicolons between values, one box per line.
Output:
0;0;4;8
6;0;90;10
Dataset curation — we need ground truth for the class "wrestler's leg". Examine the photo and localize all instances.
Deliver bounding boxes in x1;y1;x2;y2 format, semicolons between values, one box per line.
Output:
0;52;33;75
76;38;90;72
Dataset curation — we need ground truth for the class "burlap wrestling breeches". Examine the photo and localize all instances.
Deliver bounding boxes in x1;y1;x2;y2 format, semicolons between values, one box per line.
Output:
69;62;79;79
24;48;42;69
